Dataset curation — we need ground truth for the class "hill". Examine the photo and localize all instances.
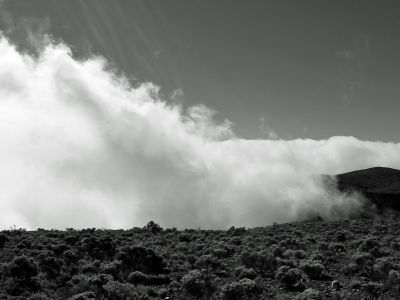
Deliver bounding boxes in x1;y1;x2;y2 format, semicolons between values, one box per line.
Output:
336;167;400;211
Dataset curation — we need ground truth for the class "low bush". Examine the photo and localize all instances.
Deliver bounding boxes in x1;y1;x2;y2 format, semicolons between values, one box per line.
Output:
115;246;167;274
279;238;304;250
300;261;325;279
362;281;382;297
234;266;258;280
353;252;374;265
241;250;277;277
373;257;395;279
194;254;222;272
178;233;192;242
283;249;307;260
102;280;149;300
144;221;163;234
0;233;9;248
358;237;380;256
181;270;216;299
127;271;149;285
349;279;362;290
68;291;96;300
3;255;39;294
228;227;247;236
328;243;346;253
220;278;262;300
275;266;305;290
295;288;322;300
388;269;400;285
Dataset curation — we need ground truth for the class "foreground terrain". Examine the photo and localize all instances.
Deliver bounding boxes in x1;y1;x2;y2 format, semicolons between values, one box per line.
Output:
0;214;400;300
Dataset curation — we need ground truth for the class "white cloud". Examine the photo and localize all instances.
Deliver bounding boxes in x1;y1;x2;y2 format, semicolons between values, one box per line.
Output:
0;35;399;229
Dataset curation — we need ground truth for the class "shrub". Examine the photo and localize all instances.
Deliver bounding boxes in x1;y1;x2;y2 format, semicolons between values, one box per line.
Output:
68;291;96;300
79;236;115;259
146;275;171;285
80;260;101;274
51;243;70;256
349;279;362;290
241;251;276;277
228;226;247;236
352;252;376;278
0;233;9;248
64;234;79;245
362;281;382;297
178;233;192;242
64;250;79;263
6;255;38;284
181;270;216;299
144;221;163;234
68;274;107;297
279;238;304;250
234;266;258;280
29;293;53;300
339;263;358;276
100;261;122;278
336;231;348;242
283;249;307;260
127;271;149;285
230;237;242;246
185;254;198;268
300;261;325;279
353;252;374;265
295;288;322;300
115;246;167;274
310;253;325;262
271;245;284;258
358;237;380;256
36;251;62;278
391;238;400;250
212;248;229;259
328;243;346;253
220;278;262;300
331;280;341;291
275;266;304;290
194;254;222;272
2;255;39;295
318;242;329;251
102;280;148;300
388;270;400;285
373;258;395;279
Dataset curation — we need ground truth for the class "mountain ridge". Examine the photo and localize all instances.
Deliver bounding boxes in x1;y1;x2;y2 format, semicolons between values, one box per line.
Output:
335;166;400;211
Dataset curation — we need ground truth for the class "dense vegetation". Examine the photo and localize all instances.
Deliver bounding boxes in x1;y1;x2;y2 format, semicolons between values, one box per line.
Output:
0;215;400;299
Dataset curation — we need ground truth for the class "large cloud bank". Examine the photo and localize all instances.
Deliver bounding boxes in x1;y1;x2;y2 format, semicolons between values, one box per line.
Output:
0;36;399;229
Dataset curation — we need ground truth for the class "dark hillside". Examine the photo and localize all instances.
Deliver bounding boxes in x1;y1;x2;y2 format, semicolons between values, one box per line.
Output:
336;167;400;211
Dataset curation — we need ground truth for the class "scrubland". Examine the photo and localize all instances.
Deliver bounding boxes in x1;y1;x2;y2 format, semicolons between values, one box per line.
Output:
0;215;400;299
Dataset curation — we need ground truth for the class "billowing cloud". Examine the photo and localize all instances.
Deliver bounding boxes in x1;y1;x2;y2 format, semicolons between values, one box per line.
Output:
0;35;399;230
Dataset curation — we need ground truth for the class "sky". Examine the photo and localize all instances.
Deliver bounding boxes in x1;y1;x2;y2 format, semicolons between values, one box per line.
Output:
2;0;400;141
0;1;400;229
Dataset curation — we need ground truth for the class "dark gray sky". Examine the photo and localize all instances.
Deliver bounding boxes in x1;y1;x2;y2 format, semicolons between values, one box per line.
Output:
2;0;400;141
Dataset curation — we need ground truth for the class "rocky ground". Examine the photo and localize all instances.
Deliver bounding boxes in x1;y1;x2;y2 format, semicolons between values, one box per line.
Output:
0;214;400;299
